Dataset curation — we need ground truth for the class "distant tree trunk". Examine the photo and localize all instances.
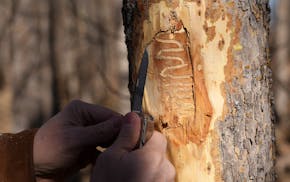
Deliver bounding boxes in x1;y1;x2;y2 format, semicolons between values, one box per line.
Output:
0;0;53;131
272;0;290;181
0;0;128;132
49;0;127;110
123;0;275;181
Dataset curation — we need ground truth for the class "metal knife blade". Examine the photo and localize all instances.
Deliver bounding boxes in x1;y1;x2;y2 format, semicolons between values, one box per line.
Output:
131;48;154;149
132;49;149;112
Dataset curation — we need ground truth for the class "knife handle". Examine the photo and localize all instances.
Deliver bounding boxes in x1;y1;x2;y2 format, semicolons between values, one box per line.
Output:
134;112;154;149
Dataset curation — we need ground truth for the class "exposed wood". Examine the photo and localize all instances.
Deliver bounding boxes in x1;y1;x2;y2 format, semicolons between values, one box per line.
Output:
123;0;275;181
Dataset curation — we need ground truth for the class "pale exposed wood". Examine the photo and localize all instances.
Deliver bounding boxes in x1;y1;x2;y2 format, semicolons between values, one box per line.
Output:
123;0;275;181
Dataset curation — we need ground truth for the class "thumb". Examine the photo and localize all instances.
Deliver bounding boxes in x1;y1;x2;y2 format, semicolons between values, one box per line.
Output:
109;112;141;153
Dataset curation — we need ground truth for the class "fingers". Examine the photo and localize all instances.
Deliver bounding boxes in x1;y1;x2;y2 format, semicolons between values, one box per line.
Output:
153;157;176;182
109;112;141;154
77;147;101;169
63;100;121;126
134;132;175;182
142;131;167;153
76;116;123;147
163;157;176;182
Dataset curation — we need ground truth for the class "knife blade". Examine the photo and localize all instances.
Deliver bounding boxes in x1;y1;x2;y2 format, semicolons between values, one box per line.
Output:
132;49;149;113
131;49;154;148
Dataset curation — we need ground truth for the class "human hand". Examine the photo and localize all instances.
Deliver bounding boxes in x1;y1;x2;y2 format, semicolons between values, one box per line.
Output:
90;112;176;182
33;100;122;181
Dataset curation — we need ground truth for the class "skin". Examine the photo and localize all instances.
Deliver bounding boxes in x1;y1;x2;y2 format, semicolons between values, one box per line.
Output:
33;100;122;181
91;112;176;182
33;100;175;182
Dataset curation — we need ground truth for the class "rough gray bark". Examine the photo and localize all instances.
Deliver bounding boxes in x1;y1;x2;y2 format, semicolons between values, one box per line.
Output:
219;1;275;182
123;0;275;181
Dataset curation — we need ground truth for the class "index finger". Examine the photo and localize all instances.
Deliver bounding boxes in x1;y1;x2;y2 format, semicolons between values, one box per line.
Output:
63;100;122;126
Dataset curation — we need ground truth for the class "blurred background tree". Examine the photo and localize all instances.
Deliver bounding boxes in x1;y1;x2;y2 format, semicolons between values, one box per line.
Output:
0;0;129;133
0;0;290;181
272;0;290;181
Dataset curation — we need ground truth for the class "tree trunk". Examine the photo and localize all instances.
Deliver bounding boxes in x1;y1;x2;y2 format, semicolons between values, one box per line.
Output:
122;0;275;181
0;0;53;131
272;0;290;181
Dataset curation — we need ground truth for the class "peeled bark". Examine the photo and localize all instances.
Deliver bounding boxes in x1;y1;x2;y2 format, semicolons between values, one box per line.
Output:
123;0;275;181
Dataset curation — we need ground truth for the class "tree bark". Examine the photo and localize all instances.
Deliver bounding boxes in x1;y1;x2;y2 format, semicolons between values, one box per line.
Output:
122;0;275;181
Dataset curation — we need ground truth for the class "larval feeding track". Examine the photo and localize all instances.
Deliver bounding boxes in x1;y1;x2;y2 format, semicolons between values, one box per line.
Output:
155;33;192;79
153;31;195;119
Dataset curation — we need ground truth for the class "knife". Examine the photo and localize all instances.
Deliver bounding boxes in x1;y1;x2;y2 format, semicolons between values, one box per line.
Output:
132;49;154;149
